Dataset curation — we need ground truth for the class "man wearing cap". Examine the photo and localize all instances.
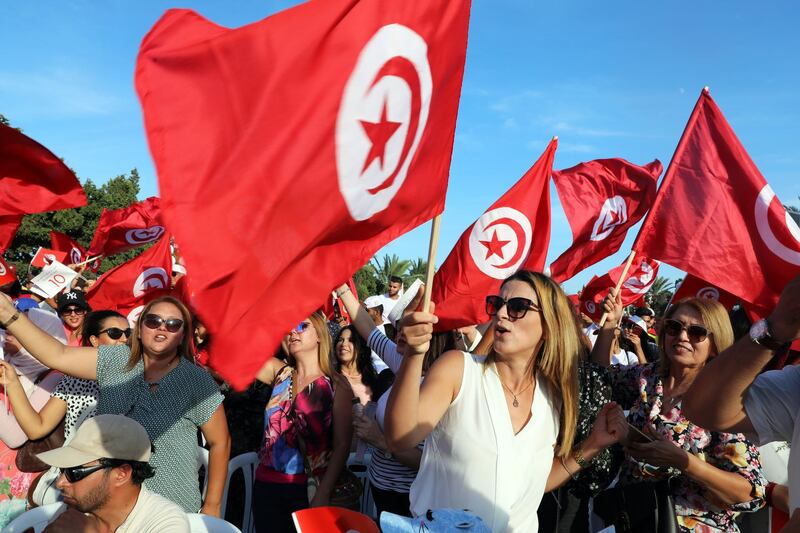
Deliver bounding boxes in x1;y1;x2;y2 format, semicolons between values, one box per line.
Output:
56;290;90;347
34;414;189;532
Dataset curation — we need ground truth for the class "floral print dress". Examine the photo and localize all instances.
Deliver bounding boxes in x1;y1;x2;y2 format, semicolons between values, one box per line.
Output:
609;362;766;532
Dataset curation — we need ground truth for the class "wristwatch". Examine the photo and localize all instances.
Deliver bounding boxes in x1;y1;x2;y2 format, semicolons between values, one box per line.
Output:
749;319;790;351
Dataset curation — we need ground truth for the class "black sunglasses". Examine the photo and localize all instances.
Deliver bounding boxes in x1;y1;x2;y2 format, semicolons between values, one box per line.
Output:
485;295;540;320
142;314;184;333
60;463;111;483
98;327;133;340
663;319;709;342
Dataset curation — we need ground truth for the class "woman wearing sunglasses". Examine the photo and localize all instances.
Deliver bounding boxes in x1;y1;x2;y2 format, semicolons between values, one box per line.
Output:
386;271;628;532
252;311;353;532
592;293;767;531
0;294;230;517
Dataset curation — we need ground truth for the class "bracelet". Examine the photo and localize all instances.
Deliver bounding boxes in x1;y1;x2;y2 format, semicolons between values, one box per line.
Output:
559;456;578;480
572;447;589;469
335;286;351;298
1;310;20;329
766;482;776;508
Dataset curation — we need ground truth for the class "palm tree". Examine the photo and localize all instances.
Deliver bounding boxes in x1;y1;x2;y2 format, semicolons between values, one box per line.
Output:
645;275;673;316
370;253;411;291
406;257;429;284
785;200;800;226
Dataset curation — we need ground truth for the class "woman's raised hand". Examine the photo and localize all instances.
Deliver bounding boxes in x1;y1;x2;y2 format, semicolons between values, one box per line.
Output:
601;287;623;328
398;285;437;357
0;360;21;387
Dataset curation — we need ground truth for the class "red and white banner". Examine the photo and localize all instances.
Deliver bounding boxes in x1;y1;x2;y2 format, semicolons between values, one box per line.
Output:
87;196;163;258
0;123;87;216
550;158;661;282
579;256;660;322
633;89;800;312
51;230;100;271
86;236;173;324
30;247;68;268
30;261;78;299
136;0;471;388
670;274;739;310
431;139;556;331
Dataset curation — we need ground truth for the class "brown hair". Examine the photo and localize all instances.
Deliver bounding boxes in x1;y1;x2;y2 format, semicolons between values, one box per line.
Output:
658;297;734;375
126;296;195;371
485;270;580;458
281;311;333;379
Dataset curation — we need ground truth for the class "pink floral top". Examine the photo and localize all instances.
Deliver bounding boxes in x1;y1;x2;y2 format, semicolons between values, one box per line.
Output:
610;362;766;532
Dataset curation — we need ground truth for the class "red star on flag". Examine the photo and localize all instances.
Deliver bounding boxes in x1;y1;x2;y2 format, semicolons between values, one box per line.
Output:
359;99;402;174
479;230;511;260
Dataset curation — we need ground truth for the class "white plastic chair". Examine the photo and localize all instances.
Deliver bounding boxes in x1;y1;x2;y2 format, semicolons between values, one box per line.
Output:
187;513;242;533
3;503;64;533
198;445;210;500
221;452;258;533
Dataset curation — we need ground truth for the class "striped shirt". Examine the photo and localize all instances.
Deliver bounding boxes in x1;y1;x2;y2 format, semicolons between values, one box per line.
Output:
366;329;421;493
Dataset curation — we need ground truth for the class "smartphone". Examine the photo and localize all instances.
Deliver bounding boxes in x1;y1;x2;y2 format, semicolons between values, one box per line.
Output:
627;422;653;443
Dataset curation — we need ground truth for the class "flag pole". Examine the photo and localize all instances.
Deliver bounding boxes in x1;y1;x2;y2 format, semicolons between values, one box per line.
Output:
422;215;442;313
71;255;102;268
598;250;637;327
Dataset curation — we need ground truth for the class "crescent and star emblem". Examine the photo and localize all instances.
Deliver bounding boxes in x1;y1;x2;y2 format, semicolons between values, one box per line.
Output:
755;184;800;266
468;207;533;280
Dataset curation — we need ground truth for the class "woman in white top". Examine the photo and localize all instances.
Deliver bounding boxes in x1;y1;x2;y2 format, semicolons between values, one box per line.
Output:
385;270;627;532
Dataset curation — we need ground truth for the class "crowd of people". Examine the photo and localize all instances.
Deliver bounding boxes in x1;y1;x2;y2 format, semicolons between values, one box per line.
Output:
0;257;797;533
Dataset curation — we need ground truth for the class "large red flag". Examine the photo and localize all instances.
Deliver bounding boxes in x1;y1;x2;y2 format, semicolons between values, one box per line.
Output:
0;123;87;215
670;274;739;311
0;215;22;252
633;89;800;311
85;236;173;324
50;230;100;271
87;197;163;258
431;139;557;331
136;1;470;388
579;256;660;322
550;158;662;282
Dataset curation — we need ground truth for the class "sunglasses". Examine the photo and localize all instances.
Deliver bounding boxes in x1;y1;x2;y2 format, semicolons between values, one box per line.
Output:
293;322;311;333
142;314;184;333
485;295;540;320
61;307;87;316
98;327;133;340
60;463;111;483
663;319;709;342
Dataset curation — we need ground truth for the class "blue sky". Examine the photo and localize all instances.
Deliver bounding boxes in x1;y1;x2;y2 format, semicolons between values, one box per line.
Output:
2;1;798;293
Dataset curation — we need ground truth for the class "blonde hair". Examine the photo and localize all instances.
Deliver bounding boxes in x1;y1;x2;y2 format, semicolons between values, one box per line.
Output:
485;270;580;458
126;296;195;371
281;311;333;379
658;297;734;375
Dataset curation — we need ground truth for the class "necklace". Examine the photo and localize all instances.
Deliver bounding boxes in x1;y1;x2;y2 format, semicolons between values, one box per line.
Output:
498;377;534;408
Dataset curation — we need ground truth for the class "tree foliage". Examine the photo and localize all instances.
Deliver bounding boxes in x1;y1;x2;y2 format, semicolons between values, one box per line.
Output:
644;275;674;316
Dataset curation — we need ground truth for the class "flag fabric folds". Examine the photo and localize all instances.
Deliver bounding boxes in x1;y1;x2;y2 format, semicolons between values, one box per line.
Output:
579;256;660;322
0;123;87;216
670;274;739;311
87;196;163;258
135;0;471;388
633;89;800;312
550;158;662;283
0;215;22;252
431;139;556;331
86;236;173;323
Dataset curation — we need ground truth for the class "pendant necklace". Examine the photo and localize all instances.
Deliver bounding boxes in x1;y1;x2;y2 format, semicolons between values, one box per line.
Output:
499;378;534;408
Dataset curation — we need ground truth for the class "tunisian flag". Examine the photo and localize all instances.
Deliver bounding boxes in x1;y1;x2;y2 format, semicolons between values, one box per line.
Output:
671;274;739;311
50;230;100;271
579;256;660;322
633;89;800;312
87;197;163;258
0;123;87;215
431;139;556;331
0;215;22;252
136;1;470;388
550;158;662;283
86;235;173;323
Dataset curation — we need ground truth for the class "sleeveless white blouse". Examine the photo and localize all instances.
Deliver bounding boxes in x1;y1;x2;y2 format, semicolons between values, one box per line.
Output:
410;352;560;532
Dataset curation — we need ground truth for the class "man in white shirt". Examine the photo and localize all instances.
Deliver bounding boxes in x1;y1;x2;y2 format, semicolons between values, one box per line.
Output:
374;275;403;323
34;414;190;532
683;276;800;528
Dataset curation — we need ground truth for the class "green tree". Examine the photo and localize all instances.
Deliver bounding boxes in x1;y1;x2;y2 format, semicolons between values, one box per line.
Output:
370;253;411;293
353;262;380;300
644;275;673;316
785;200;800;226
405;257;429;284
6;170;143;278
0;114;9;126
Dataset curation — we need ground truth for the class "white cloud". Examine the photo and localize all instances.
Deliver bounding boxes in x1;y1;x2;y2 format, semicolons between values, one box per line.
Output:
0;67;122;117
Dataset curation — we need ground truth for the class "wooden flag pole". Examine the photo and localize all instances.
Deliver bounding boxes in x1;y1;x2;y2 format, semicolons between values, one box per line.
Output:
72;255;102;268
422;215;442;313
598;250;637;327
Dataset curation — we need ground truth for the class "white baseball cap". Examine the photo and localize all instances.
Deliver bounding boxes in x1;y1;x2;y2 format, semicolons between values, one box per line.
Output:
37;415;152;468
363;296;383;309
